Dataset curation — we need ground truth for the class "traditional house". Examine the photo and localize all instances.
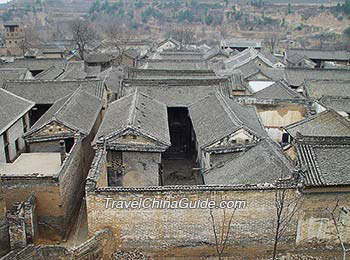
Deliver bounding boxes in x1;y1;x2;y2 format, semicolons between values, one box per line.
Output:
220;38;263;52
304;79;350;117
0;88;103;242
0;88;34;163
283;68;350;91
0;58;66;76
23;87;103;158
285;49;350;68
224;48;285;70
189;92;267;170
155;37;181;52
2;79;106;124
93;90;170;187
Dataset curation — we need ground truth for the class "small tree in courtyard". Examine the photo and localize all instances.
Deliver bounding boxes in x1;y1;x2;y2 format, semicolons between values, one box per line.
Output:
272;186;302;260
325;199;349;260
209;208;236;260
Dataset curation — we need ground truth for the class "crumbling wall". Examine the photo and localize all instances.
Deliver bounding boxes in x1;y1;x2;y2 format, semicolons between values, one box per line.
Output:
7;195;37;250
0;229;114;260
2;178;64;238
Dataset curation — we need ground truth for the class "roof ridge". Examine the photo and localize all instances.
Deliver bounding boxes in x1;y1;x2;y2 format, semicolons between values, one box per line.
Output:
216;92;243;127
127;89;139;128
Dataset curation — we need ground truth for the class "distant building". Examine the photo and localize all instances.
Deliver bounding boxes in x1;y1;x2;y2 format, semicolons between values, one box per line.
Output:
220;38;263;52
3;22;25;56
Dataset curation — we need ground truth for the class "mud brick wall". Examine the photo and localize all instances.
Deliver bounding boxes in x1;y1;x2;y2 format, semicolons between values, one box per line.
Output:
0;229;114;260
122;152;161;187
296;190;350;245
0;191;10;257
2;179;64;238
86;188;299;249
58;138;85;237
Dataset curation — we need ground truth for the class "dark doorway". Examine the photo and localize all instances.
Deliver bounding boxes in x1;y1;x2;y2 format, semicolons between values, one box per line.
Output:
30;104;52;125
163;107;194;159
161;107;199;185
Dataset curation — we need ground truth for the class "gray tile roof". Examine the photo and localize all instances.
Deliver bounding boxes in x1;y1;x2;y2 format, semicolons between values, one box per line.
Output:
122;80;223;107
0;68;31;85
141;59;210;70
189;92;267;148
284;68;350;87
3;79;104;104
224;48;281;69
205;139;293;185
287;49;350;61
203;47;230;60
286;110;350;139
34;66;64;80
85;53;114;63
319;96;350;113
95;90;170;147
24;87;103;137
297;144;350;187
0;88;34;134
57;61;87;80
254;81;304;100
0;58;66;72
304;79;350;100
220;38;263;49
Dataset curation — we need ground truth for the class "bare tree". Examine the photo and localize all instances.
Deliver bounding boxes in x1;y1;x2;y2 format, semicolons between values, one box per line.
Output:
69;19;97;60
17;27;40;55
209;208;236;260
325;199;349;260
167;27;195;46
265;34;279;54
103;22;132;64
272;187;302;260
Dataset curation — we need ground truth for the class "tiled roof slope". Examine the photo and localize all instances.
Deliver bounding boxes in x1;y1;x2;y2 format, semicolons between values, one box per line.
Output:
254;81;304;100
297;144;350;187
189;92;267;148
24;87;103;137
286;110;350;138
95;90;170;146
304;79;350;100
205;139;293;185
0;88;34;134
3;79;104;104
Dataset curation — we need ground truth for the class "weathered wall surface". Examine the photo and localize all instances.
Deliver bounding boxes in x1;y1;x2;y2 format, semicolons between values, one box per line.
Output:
86;188;298;249
28;139;62;153
122;152;161;187
58;138;86;238
0;190;10;257
2;180;64;237
0;229;115;260
296;190;350;245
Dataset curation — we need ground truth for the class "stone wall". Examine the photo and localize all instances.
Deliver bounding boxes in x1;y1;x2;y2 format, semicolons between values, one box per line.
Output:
86;187;298;249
